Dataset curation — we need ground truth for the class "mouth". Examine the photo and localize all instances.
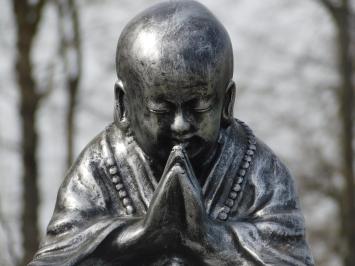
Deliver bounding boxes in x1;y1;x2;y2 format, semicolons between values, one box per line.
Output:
171;136;193;147
170;136;203;158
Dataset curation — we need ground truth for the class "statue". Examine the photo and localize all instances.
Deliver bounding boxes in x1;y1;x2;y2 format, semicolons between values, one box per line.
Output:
29;1;314;265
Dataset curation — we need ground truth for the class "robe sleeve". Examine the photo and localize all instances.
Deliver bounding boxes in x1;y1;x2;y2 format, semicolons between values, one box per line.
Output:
227;150;314;266
28;141;132;266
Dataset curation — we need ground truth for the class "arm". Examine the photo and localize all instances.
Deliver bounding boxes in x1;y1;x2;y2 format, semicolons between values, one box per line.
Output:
28;145;147;266
221;155;314;266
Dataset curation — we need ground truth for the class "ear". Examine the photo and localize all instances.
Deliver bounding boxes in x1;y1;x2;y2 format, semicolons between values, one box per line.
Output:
222;80;236;126
114;79;129;130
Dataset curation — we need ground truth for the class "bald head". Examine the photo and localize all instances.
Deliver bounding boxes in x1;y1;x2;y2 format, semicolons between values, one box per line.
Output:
114;1;236;164
115;0;233;94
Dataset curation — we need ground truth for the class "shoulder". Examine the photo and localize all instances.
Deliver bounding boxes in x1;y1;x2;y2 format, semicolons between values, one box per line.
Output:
253;138;295;190
225;120;303;220
58;123;128;201
230;119;293;183
238;122;301;211
226;119;281;173
64;123;126;178
70;124;116;169
227;119;298;198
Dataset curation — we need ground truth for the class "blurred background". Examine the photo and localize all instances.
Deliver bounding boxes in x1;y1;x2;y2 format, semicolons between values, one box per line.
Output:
0;0;354;265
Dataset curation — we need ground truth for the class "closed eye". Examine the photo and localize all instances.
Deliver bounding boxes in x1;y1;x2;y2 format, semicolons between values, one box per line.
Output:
146;100;171;114
193;105;212;112
149;108;170;114
185;98;213;113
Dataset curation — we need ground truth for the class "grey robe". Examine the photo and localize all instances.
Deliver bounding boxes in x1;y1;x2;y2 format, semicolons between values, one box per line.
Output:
29;120;314;266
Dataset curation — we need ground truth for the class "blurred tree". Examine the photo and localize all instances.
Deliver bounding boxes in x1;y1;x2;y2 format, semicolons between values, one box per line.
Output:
12;0;48;265
0;198;18;266
316;0;354;265
57;0;82;168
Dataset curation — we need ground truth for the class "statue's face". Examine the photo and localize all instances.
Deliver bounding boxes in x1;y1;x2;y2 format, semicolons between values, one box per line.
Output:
115;0;234;166
126;71;226;165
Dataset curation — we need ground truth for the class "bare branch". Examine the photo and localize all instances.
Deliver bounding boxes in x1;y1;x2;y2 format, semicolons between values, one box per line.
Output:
38;62;56;101
29;0;46;34
56;0;83;166
316;0;344;22
318;0;337;12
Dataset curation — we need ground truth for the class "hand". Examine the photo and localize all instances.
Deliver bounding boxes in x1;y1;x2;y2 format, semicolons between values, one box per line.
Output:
143;145;208;245
103;145;233;264
107;145;207;257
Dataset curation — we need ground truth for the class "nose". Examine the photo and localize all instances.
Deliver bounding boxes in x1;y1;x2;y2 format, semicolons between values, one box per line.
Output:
171;109;191;136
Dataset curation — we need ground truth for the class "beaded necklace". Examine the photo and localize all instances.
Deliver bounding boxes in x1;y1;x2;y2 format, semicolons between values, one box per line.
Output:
102;119;256;220
217;119;256;221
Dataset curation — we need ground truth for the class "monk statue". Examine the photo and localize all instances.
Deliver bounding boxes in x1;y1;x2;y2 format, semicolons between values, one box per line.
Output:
29;1;314;265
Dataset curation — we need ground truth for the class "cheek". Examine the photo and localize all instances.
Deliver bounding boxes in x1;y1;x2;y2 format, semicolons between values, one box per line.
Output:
195;110;222;141
128;104;156;143
141;111;171;140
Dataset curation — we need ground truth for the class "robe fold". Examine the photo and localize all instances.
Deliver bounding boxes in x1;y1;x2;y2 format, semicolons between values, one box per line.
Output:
29;120;314;266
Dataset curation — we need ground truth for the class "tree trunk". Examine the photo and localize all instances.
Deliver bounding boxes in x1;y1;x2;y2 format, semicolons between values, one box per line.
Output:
12;1;46;265
57;0;82;168
336;2;355;265
66;78;79;167
316;1;354;264
18;87;40;266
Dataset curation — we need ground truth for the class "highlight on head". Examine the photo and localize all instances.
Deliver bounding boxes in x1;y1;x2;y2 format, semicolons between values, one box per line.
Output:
115;0;234;96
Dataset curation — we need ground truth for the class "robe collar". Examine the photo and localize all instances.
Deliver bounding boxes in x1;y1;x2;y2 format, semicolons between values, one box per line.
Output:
107;122;245;215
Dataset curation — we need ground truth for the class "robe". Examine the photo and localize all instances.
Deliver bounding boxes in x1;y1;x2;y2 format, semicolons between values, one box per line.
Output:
28;120;314;266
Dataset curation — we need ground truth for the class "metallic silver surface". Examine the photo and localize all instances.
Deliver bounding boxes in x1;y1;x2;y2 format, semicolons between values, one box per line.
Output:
29;1;314;265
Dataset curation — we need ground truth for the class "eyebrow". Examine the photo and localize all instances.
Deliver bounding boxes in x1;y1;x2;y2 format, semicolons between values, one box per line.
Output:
178;81;209;89
146;94;215;105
